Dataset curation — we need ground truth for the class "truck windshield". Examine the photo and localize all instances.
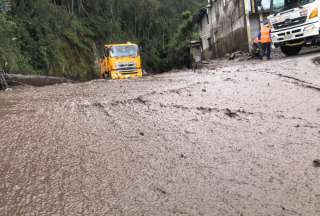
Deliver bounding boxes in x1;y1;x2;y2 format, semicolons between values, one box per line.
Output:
273;0;316;12
110;45;138;57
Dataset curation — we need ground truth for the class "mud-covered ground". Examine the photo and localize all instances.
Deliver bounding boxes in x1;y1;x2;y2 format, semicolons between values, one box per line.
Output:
1;50;320;216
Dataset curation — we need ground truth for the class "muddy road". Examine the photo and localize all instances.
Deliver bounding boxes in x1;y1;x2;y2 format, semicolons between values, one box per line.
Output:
1;52;320;216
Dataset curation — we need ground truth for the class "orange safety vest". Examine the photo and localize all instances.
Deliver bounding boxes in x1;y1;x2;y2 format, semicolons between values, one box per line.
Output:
260;27;271;43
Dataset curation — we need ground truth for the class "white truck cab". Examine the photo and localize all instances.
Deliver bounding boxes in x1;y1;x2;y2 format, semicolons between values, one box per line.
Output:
268;0;320;55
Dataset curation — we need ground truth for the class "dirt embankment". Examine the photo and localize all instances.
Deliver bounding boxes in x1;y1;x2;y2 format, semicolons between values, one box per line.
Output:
6;74;72;87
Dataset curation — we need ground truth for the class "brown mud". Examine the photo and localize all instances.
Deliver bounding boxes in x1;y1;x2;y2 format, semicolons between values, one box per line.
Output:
0;51;320;215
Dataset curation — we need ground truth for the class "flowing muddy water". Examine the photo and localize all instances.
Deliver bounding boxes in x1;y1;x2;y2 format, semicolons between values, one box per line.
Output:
0;52;320;215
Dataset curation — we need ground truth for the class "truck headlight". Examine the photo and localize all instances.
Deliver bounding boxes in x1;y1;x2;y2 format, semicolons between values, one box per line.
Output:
300;8;308;17
309;8;318;19
304;24;316;32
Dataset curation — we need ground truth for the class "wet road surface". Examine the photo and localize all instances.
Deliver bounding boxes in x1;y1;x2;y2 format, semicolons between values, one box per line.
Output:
1;52;320;215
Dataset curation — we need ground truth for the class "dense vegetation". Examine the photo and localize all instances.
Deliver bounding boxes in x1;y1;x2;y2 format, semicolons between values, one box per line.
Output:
0;0;204;80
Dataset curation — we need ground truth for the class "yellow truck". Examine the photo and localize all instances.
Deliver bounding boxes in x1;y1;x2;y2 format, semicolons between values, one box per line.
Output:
100;42;143;80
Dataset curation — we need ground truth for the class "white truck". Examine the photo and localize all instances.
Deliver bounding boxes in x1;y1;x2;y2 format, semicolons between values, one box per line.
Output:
268;0;320;56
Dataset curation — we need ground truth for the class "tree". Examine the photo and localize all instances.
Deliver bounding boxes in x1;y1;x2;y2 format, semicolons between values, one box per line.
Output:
1;0;206;79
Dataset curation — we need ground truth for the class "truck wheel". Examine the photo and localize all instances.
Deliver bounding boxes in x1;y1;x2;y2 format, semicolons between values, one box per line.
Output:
280;46;302;56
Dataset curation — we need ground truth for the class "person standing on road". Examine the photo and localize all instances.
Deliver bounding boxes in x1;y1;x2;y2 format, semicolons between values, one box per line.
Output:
258;21;272;60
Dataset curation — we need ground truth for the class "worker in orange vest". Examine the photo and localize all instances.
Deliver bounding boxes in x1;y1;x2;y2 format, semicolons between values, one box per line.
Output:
258;21;272;60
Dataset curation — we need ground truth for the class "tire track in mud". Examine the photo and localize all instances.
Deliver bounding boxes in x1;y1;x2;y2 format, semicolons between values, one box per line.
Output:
273;72;320;92
254;57;320;92
225;56;320;93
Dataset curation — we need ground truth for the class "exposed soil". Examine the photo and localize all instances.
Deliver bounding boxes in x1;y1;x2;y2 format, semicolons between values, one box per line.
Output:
6;74;73;87
0;51;320;216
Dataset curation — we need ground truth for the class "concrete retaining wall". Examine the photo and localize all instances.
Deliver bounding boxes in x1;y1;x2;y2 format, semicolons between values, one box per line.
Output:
212;0;249;57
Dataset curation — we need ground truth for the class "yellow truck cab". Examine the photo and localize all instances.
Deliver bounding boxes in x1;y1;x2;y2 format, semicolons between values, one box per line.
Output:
100;42;143;80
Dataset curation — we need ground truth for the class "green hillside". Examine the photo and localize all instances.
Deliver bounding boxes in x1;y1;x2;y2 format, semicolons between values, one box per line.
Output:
0;0;205;80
